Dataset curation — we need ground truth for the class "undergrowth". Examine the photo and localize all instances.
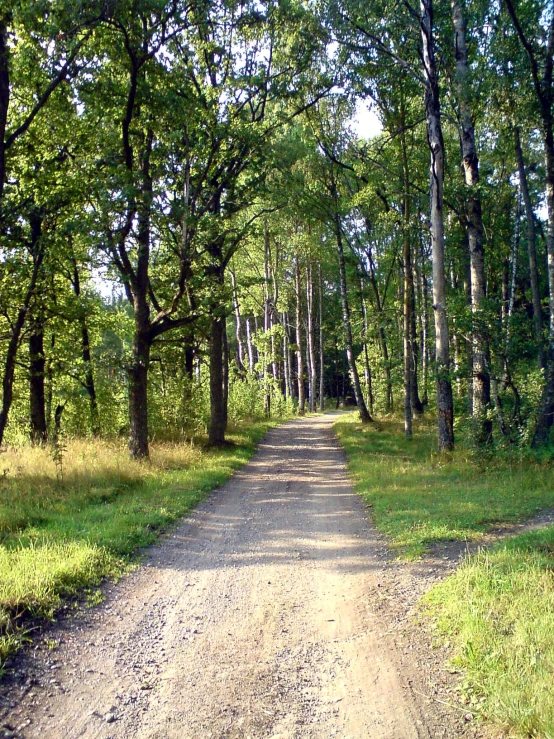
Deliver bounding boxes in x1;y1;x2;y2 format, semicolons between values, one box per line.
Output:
334;413;554;558
0;419;281;666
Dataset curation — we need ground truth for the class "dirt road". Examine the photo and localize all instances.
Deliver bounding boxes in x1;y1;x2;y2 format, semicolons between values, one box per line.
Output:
0;415;486;738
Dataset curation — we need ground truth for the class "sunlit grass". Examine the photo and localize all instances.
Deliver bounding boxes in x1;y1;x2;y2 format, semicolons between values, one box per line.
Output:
0;419;281;665
334;412;554;737
424;528;554;738
334;413;554;558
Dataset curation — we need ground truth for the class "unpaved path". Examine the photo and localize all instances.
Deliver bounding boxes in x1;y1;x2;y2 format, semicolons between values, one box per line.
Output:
0;415;487;738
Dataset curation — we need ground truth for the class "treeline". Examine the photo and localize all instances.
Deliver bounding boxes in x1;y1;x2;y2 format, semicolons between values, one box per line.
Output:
0;0;553;456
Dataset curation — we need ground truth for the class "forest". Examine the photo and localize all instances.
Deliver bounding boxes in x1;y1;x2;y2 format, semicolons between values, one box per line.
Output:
0;0;552;456
1;1;554;737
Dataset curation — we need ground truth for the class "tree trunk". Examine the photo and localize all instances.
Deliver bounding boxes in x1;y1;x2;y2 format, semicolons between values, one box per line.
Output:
222;316;229;430
185;345;195;379
335;213;372;423
503;4;554;445
263;222;272;415
401;110;413;437
246;318;255;373
418;228;430;406
452;0;491;444
403;213;413;438
128;315;151;459
209;314;226;444
127;132;153;459
421;0;454;450
295;258;306;415
532;124;554;445
0;210;45;447
283;311;294;400
0;20;9;201
230;269;246;371
318;265;325;412
515;127;544;369
306;263;317;412
29;313;47;444
359;283;374;414
70;256;100;435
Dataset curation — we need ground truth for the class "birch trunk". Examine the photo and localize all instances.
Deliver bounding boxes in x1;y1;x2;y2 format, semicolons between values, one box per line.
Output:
306;263;317;412
230;269;246;372
421;0;454;450
295;258;306;415
452;0;491;444
318;266;325;411
246;318;255;373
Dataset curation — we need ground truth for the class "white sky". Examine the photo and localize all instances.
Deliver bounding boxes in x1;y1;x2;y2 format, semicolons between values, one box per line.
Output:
351;99;383;140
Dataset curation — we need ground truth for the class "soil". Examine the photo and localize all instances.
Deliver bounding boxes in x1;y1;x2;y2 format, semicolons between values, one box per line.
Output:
0;414;502;738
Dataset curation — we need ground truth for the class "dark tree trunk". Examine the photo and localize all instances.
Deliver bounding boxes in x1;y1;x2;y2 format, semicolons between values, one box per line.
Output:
185;345;195;379
128;316;151;459
70;256;100;435
295;258;306;415
515;127;544;369
0;20;9;201
29;314;47;444
209;314;226;444
403;214;413;439
335;213;372;423
401;111;413;438
127;129;153;459
222;316;229;430
0;210;44;446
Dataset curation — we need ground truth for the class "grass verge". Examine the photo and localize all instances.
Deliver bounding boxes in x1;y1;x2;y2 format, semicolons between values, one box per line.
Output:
0;419;281;665
334;413;554;558
334;412;554;737
423;528;554;738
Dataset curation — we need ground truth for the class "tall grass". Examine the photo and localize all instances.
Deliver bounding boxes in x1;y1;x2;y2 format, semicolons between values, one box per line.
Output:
424;528;554;738
334;413;554;558
0;420;279;664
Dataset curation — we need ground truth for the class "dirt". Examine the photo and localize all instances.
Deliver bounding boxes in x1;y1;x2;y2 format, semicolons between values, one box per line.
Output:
0;414;498;738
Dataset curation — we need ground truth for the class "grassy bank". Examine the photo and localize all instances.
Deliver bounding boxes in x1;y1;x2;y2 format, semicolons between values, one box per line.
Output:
334;413;554;558
424;528;554;737
0;420;280;665
334;412;554;738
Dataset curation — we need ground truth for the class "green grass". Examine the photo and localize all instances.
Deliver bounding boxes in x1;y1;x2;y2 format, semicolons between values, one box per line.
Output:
424;528;554;738
334;413;554;558
0;419;281;664
334;412;554;737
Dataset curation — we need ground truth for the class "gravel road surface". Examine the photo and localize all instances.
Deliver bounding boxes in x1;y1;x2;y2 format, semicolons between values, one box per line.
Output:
0;415;489;738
